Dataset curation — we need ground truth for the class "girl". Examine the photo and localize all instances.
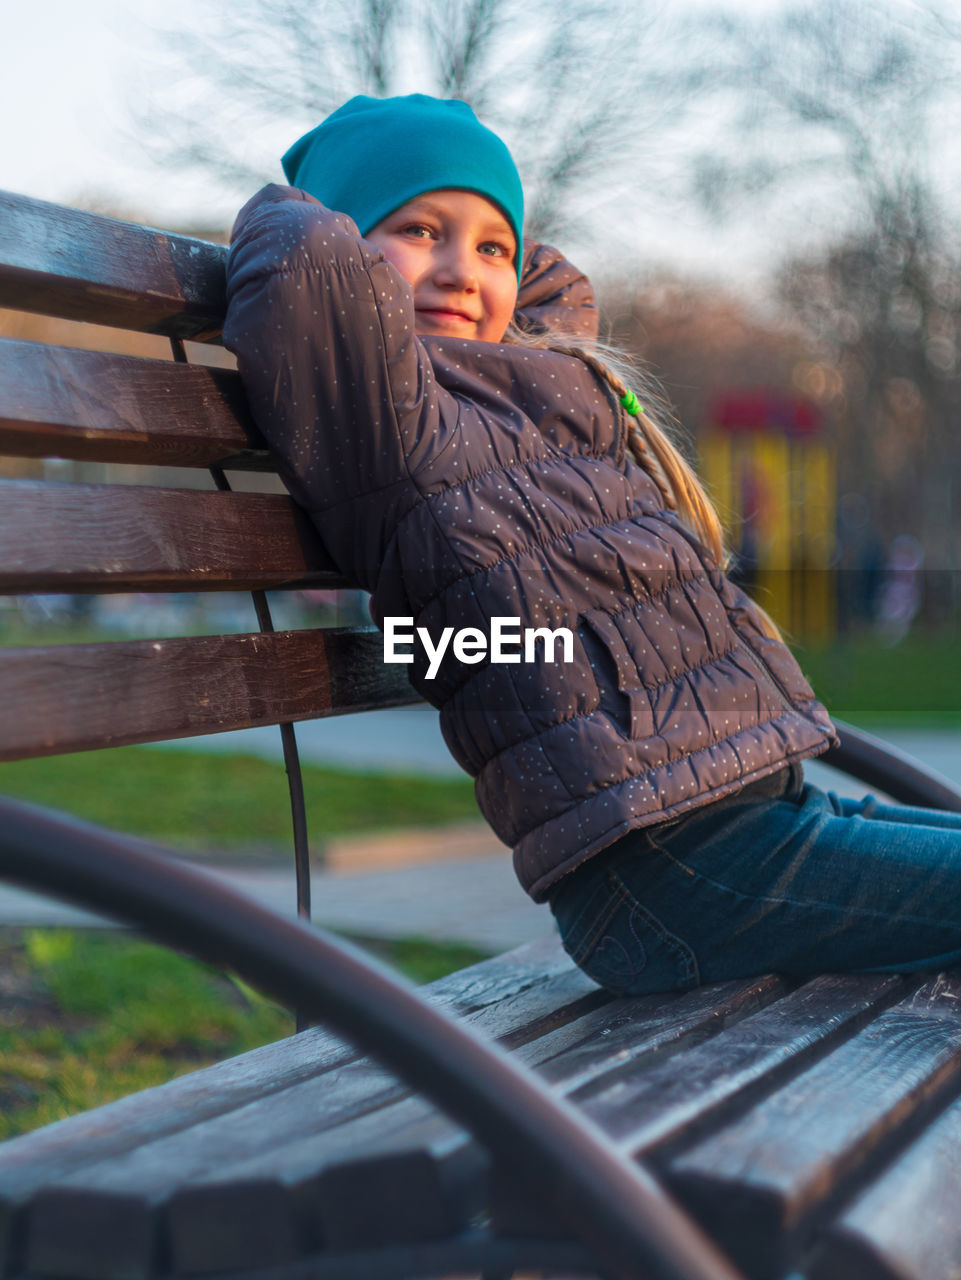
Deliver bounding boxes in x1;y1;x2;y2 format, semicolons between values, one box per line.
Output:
224;93;961;996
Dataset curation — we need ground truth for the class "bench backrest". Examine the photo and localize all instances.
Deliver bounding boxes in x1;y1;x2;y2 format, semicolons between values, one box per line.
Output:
0;189;416;764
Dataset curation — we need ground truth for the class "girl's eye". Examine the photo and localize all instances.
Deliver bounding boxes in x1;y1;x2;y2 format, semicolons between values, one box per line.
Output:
402;223;435;239
479;241;512;260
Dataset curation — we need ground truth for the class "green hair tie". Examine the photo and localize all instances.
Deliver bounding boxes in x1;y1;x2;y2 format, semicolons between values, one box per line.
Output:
620;389;644;417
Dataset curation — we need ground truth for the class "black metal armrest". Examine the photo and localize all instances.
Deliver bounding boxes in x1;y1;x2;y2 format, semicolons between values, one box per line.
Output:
0;795;743;1280
824;719;961;813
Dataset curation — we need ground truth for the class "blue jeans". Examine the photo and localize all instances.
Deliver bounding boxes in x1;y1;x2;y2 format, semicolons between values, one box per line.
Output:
548;777;961;995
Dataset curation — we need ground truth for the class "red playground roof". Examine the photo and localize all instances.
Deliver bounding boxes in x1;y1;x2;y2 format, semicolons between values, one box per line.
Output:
709;389;822;435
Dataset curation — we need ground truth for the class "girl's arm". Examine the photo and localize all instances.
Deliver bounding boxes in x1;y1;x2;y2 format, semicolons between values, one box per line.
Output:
223;184;453;589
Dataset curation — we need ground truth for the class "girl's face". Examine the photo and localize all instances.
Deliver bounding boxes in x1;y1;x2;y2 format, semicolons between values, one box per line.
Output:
367;189;518;343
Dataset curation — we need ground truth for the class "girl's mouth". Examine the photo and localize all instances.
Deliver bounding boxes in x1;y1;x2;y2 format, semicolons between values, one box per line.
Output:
416;307;476;326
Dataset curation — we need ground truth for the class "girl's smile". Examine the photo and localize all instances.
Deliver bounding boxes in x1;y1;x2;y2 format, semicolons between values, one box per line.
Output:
366;190;518;343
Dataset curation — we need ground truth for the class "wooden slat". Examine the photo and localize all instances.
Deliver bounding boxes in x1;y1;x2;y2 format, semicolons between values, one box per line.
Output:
426;933;584;1016
149;977;777;1269
576;974;902;1154
490;975;898;1242
515;972;788;1091
465;963;608;1048
0;339;268;468
16;950;601;1279
665;974;961;1280
0;939;578;1277
23;1057;406;1280
0;480;339;592
0;629;417;759
810;1088;961;1280
0;941;571;1205
165;1108;487;1275
308;1120;487;1253
0;190;226;340
165;1182;302;1278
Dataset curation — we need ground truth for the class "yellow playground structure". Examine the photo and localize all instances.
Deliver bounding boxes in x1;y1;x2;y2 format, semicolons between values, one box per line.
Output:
701;390;836;642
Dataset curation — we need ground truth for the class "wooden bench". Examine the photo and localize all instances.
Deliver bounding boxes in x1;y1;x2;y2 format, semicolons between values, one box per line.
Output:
2;187;961;1280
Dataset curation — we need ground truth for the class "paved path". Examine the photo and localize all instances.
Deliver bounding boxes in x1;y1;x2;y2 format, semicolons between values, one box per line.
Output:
0;816;548;952
2;709;958;951
156;705;961;793
0;851;553;953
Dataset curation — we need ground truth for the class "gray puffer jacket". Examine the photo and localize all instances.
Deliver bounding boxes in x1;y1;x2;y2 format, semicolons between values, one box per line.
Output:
224;184;836;902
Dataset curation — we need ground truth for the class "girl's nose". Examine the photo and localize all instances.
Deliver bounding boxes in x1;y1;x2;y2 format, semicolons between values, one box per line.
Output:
435;240;477;289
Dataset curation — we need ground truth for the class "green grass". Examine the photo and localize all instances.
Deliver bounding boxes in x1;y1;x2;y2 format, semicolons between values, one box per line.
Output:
0;927;489;1140
0;747;480;860
793;630;961;727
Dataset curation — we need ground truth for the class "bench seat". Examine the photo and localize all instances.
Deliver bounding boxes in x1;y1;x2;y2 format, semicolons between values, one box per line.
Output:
1;922;960;1280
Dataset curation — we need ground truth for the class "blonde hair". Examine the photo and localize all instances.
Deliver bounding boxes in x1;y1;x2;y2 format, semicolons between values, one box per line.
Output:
504;321;726;566
504;321;784;643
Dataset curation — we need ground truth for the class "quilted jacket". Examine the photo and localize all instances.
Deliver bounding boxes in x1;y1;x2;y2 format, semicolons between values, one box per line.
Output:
224;184;836;901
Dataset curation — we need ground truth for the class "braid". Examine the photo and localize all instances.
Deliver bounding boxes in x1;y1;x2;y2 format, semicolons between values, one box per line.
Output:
502;320;784;640
566;346;677;515
570;347;789;640
503;320;725;567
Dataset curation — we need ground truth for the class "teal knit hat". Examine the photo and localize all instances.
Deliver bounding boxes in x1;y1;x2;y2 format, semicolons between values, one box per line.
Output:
281;94;524;278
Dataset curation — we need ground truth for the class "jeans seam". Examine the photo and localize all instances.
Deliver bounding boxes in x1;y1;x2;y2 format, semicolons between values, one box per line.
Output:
570;879;633;968
645;828;701;876
607;867;701;987
648;819;961;931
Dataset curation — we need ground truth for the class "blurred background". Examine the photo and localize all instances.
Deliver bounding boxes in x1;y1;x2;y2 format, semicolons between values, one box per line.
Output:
3;0;960;704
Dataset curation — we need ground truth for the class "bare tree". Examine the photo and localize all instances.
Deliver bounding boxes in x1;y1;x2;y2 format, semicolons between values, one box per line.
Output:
601;273;814;443
136;0;703;240
691;2;956;226
689;0;961;598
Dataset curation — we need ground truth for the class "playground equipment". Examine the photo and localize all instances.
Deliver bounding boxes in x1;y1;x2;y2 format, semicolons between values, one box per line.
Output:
701;389;836;641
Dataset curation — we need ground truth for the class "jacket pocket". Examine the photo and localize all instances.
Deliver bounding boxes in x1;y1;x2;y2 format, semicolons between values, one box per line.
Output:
579;608;655;741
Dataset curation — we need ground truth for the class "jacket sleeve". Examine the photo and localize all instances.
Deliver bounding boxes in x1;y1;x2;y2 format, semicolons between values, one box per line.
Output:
222;184;454;589
514;240;599;341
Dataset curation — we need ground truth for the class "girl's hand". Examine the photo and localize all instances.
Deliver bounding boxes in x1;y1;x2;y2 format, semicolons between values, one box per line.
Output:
515;242;599;340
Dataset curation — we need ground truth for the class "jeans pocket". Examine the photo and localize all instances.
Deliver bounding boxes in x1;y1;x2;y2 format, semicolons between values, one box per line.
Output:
552;864;700;996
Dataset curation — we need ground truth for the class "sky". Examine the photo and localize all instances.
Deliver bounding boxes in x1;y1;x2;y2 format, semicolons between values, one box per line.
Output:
0;0;850;287
2;0;233;225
